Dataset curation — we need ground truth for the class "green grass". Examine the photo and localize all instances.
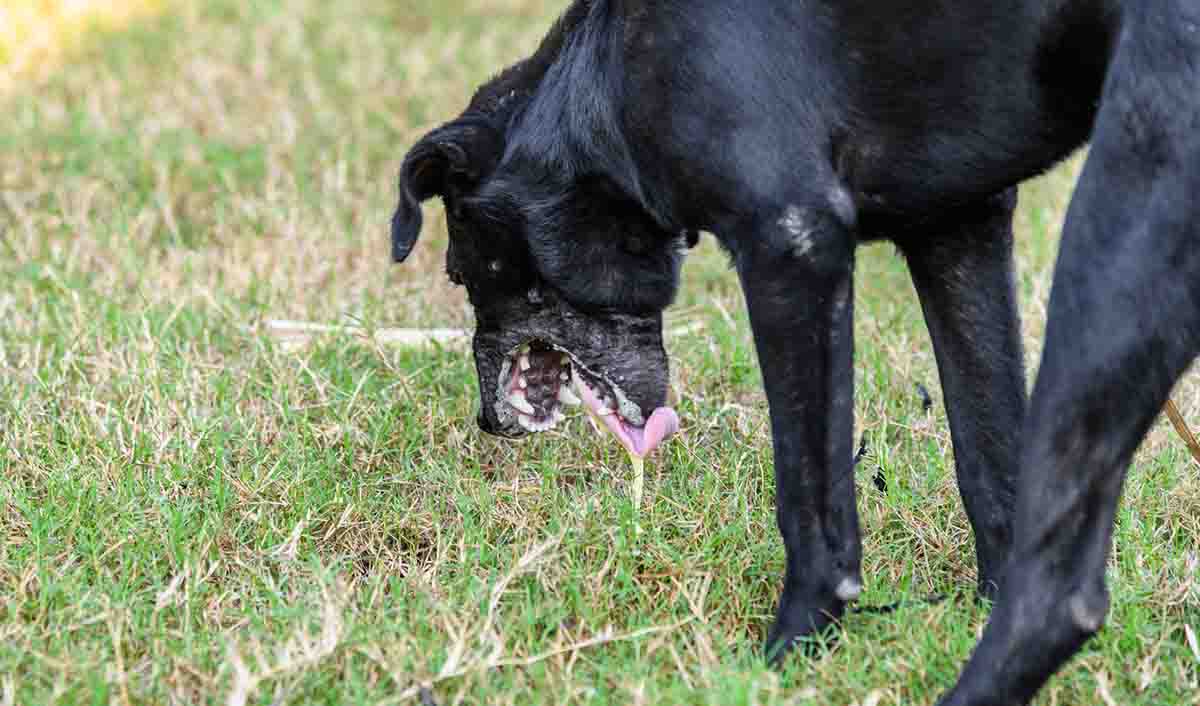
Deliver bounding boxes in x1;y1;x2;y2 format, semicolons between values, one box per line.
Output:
1;1;1198;704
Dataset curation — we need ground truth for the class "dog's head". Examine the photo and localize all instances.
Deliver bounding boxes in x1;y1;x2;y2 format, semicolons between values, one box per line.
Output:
391;110;686;452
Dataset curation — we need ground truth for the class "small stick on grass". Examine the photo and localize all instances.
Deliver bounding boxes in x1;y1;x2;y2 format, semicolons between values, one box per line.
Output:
1164;399;1200;467
264;319;469;348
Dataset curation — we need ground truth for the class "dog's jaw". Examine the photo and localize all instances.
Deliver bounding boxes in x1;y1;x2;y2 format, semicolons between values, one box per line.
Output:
493;339;679;457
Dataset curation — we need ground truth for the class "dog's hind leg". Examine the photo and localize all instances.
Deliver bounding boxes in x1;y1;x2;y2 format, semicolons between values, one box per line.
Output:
899;189;1026;600
939;5;1200;704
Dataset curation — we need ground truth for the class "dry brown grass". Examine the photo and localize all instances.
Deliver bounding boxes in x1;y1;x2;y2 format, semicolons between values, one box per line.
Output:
0;0;1197;704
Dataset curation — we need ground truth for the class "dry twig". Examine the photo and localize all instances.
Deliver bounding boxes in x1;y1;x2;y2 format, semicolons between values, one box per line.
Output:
1164;399;1200;467
264;320;469;349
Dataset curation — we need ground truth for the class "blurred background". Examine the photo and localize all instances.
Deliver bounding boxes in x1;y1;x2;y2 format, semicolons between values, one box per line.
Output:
1;2;1196;704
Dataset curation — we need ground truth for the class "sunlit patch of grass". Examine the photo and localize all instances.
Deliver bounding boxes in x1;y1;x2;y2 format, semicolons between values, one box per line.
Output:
0;0;166;85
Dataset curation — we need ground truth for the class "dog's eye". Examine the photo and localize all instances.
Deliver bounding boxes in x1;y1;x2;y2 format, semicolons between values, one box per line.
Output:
488;259;503;273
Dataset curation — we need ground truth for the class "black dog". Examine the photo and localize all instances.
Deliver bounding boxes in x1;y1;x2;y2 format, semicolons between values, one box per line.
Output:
391;1;1199;703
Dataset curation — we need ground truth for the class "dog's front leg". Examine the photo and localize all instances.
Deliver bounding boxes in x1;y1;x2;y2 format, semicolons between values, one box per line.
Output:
733;203;861;660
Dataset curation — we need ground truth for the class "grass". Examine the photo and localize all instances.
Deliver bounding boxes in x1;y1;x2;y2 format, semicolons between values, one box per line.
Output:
0;0;166;83
0;0;1198;704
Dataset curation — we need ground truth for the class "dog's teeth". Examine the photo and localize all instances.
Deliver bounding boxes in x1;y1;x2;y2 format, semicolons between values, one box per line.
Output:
508;392;535;415
518;377;529;389
519;355;531;371
558;386;582;406
559;371;569;382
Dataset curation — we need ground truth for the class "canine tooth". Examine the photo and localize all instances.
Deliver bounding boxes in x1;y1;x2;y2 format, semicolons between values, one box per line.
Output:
519;355;531;371
558;386;582;406
518;377;528;389
507;392;535;415
559;371;569;382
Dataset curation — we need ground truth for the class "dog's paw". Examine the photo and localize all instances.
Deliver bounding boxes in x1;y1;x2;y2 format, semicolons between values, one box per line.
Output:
764;603;845;665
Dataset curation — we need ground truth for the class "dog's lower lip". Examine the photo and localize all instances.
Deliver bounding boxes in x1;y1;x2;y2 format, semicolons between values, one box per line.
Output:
570;369;679;457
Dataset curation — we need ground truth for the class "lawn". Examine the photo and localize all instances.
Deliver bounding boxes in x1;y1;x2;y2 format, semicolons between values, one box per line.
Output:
1;1;1197;704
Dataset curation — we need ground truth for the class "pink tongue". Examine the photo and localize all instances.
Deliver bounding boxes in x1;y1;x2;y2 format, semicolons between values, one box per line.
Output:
626;407;681;457
575;377;679;458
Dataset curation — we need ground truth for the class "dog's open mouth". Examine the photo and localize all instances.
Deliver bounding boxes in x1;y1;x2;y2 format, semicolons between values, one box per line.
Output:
495;340;679;457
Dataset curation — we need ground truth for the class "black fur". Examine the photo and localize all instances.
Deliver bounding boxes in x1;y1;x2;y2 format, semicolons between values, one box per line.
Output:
392;1;1200;703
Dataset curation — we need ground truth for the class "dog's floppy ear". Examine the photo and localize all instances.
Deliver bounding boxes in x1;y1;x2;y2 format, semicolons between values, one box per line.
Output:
391;118;503;263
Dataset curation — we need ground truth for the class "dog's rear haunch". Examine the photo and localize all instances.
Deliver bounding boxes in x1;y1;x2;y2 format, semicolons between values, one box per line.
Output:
392;2;1200;704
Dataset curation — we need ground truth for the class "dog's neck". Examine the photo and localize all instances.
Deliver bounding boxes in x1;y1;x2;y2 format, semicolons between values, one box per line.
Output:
468;0;596;121
468;1;681;232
